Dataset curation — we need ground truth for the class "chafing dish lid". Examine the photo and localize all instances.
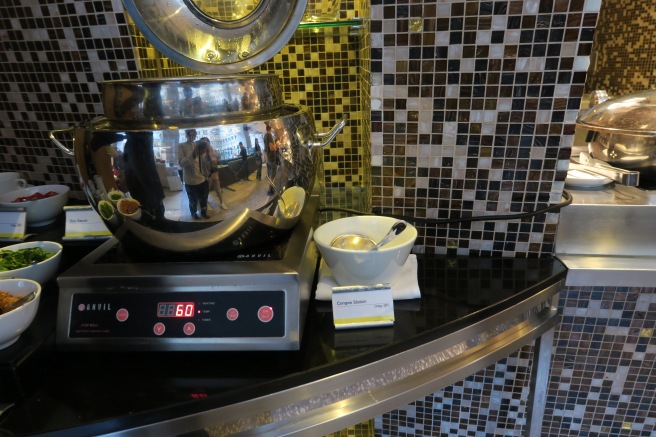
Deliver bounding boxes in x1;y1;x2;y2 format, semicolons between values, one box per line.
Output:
577;89;656;136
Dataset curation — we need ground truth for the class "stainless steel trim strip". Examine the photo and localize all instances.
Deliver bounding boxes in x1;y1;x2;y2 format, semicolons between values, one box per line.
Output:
556;254;656;287
526;290;560;437
259;311;559;437
100;280;563;436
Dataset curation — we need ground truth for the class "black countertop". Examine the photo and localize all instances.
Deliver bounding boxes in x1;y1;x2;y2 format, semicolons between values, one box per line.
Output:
0;216;567;436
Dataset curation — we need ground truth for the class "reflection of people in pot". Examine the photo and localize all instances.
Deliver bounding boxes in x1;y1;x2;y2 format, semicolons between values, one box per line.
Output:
122;131;165;221
263;124;277;196
181;86;202;116
185;138;213;220
114;150;126;191
242;92;251;110
177;129;197;190
87;131;125;194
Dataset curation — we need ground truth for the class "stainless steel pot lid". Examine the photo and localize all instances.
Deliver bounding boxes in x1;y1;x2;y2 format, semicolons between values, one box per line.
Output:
577;89;656;136
122;0;308;74
102;74;284;124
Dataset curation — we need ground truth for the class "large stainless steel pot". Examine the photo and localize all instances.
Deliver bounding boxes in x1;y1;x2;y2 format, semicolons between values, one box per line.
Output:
51;75;346;253
577;89;656;184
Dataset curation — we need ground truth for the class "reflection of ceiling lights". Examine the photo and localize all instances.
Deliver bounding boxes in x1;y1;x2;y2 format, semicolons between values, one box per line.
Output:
205;49;219;62
201;36;220;63
607;97;645;111
619;155;649;162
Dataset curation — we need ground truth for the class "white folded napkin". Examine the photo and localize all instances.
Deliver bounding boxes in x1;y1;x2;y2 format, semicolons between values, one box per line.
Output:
315;254;421;301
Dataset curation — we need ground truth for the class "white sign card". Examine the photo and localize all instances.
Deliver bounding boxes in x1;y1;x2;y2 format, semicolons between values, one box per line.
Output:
0;208;27;241
331;283;395;330
63;206;111;240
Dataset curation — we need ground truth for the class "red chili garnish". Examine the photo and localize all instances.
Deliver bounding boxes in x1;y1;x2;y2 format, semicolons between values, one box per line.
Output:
11;191;59;203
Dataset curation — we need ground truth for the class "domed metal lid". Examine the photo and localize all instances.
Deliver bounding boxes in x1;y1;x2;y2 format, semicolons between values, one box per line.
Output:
577;89;656;136
122;0;308;74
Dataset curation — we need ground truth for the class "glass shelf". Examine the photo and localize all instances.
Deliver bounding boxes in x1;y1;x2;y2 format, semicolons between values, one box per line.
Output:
297;18;363;30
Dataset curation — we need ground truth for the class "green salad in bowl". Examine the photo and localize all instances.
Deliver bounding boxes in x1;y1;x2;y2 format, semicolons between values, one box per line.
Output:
0;247;54;271
0;241;62;284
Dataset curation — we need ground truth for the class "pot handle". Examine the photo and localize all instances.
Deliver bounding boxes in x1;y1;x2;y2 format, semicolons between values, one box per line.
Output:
49;126;75;156
303;115;347;149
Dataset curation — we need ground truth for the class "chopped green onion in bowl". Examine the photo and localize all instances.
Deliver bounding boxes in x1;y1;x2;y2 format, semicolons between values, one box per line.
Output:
0;248;55;272
98;200;115;220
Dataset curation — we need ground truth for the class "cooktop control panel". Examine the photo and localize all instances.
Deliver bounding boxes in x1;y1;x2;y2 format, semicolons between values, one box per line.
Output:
68;291;286;340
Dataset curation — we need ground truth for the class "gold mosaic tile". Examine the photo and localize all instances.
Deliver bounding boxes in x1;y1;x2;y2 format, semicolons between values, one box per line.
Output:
126;5;366;198
587;0;656;96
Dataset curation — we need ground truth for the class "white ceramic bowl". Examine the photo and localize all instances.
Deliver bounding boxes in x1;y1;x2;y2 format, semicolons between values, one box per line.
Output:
0;278;42;349
0;241;63;284
107;189;124;204
313;216;417;286
0;184;70;226
274;186;306;219
117;197;142;220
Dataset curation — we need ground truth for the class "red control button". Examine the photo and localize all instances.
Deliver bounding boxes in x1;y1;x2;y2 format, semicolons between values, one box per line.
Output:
116;308;129;322
153;322;166;336
226;308;239;321
257;306;274;323
183;322;196;336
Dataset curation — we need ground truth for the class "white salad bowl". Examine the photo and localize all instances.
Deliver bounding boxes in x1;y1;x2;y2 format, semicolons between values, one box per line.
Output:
0;184;70;226
0;278;42;349
0;241;63;284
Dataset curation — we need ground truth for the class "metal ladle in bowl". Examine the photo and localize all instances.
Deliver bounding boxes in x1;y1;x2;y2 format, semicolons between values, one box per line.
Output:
267;175;288;212
330;220;408;251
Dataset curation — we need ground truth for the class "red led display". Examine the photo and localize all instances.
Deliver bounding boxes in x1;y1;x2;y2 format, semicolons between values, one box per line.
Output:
157;302;195;318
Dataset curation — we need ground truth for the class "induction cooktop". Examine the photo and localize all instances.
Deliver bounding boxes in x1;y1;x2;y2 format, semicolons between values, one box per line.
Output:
55;196;319;352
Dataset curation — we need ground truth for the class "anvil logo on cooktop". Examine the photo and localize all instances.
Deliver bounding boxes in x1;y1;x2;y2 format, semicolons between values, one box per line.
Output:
237;252;273;259
77;302;112;311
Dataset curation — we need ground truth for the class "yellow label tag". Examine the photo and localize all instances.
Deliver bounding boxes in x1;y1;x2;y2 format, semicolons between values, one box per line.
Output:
63;206;111;240
331;284;394;330
0;209;26;241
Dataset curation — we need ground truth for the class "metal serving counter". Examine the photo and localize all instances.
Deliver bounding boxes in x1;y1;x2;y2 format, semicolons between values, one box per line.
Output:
0;239;566;436
555;183;656;287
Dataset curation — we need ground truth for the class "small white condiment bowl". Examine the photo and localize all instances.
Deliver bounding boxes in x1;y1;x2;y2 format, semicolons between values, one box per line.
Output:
117;198;142;220
313;215;417;286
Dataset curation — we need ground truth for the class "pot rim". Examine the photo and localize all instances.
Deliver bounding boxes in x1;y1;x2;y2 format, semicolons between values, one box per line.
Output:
101;73;286;123
101;73;281;85
85;104;311;132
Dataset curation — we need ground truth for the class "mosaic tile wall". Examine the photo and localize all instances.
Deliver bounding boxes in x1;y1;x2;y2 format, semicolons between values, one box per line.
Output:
358;0;373;213
0;0;136;190
549;1;656;435
376;346;534;436
369;0;598;257
585;0;656;97
252;22;366;193
542;286;656;437
380;285;656;437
